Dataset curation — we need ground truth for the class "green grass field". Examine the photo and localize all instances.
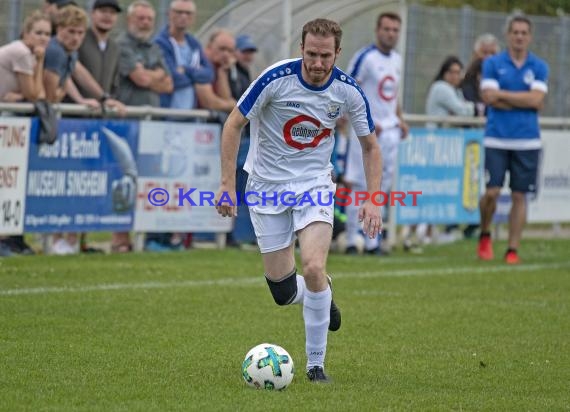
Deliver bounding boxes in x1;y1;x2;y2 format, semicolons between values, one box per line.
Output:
1;239;569;411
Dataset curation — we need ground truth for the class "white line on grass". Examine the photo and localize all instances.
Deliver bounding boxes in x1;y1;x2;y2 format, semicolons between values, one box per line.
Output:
1;261;569;297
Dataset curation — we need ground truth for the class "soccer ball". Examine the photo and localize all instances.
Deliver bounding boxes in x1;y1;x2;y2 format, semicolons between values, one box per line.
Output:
242;343;294;390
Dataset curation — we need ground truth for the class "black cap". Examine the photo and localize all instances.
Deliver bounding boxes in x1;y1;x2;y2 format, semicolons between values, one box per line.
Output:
92;0;122;12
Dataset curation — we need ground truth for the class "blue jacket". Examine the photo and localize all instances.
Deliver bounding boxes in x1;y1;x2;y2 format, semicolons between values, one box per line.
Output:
154;26;214;108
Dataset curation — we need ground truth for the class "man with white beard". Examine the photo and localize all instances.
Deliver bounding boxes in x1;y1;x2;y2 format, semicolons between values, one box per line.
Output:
116;0;173;106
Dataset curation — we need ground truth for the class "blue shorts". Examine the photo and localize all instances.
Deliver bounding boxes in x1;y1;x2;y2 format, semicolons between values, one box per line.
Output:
485;147;540;193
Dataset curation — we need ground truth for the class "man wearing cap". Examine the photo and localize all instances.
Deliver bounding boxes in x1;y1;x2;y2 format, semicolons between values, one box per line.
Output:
76;0;125;113
154;0;214;110
43;0;78;35
226;33;258;246
229;34;257;101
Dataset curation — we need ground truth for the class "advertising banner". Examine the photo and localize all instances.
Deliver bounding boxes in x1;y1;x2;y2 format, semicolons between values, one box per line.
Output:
24;119;139;232
528;131;570;222
134;121;232;233
396;128;484;225
0;117;36;235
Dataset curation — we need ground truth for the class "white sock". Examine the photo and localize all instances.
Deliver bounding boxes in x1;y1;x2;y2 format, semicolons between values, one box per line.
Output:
303;287;331;370
291;275;306;305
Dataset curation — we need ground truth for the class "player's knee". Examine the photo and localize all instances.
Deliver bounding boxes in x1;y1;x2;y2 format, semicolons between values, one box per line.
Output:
302;261;324;279
266;270;297;306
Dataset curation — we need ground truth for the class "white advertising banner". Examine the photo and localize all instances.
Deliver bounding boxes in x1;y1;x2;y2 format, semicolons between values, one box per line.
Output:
134;121;232;232
0;117;31;235
528;130;570;223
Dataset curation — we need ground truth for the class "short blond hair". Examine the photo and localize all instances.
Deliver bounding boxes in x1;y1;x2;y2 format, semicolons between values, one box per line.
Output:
56;5;87;28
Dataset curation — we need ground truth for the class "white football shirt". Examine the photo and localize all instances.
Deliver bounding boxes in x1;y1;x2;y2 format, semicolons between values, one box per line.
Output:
347;46;402;130
238;58;374;182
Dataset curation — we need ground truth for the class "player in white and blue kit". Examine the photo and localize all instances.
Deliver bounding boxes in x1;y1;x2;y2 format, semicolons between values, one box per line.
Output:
343;12;408;254
478;14;549;264
215;19;382;383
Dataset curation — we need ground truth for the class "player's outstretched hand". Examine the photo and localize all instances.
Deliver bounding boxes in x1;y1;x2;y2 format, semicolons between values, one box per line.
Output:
215;187;237;217
358;200;383;239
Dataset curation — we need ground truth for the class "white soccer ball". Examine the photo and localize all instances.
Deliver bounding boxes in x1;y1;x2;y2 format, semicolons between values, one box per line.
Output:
242;343;294;390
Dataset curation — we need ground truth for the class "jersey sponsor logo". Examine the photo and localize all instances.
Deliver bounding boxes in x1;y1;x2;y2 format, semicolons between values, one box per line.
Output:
283;115;332;150
326;103;340;119
287;101;301;108
378;75;397;101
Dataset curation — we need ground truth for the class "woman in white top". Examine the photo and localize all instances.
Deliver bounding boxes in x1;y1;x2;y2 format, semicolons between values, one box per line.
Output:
0;11;51;102
424;56;475;243
0;11;51;257
425;55;475;119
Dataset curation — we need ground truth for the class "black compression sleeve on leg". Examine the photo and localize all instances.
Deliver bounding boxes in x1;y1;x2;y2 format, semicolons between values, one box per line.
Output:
265;269;297;306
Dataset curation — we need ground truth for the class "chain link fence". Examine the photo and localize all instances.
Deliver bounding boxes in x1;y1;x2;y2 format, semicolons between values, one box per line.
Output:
404;3;569;116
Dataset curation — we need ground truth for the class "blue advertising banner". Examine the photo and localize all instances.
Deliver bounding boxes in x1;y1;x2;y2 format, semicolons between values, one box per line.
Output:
396;128;484;225
24;119;139;232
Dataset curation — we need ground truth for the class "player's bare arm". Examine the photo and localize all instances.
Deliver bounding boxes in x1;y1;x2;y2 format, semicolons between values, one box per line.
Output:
358;132;383;238
215;107;249;217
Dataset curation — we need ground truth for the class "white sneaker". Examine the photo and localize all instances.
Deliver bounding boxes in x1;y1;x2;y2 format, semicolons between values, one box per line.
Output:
51;239;76;255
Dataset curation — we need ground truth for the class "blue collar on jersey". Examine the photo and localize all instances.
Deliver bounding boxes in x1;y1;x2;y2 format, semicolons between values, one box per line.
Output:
295;59;338;91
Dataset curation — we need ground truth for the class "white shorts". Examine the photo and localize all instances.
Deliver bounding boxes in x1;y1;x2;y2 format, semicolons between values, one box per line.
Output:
246;173;336;253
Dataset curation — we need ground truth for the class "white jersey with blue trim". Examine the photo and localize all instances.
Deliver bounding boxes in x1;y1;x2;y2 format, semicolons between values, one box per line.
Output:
347;46;401;130
238;58;374;183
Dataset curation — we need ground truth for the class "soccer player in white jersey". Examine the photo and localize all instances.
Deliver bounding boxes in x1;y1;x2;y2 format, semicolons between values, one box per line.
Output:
215;18;382;383
343;12;408;255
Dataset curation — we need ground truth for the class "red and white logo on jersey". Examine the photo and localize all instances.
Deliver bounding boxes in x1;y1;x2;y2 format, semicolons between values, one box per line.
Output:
378;75;397;101
283;115;332;150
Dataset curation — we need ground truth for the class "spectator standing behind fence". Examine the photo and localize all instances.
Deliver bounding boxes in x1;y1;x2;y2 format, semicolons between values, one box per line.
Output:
463;34;500;118
116;0;173;252
0;11;50;104
43;6;106;109
76;0;127;253
426;56;475;120
43;0;77;35
225;34;258;247
458;37;499;240
425;56;475;244
155;0;213;110
472;33;500;61
478;14;548;265
77;0;126;114
149;0;212;252
197;29;236;112
116;0;173;106
343;12;408;256
0;11;51;257
42;5;99;255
